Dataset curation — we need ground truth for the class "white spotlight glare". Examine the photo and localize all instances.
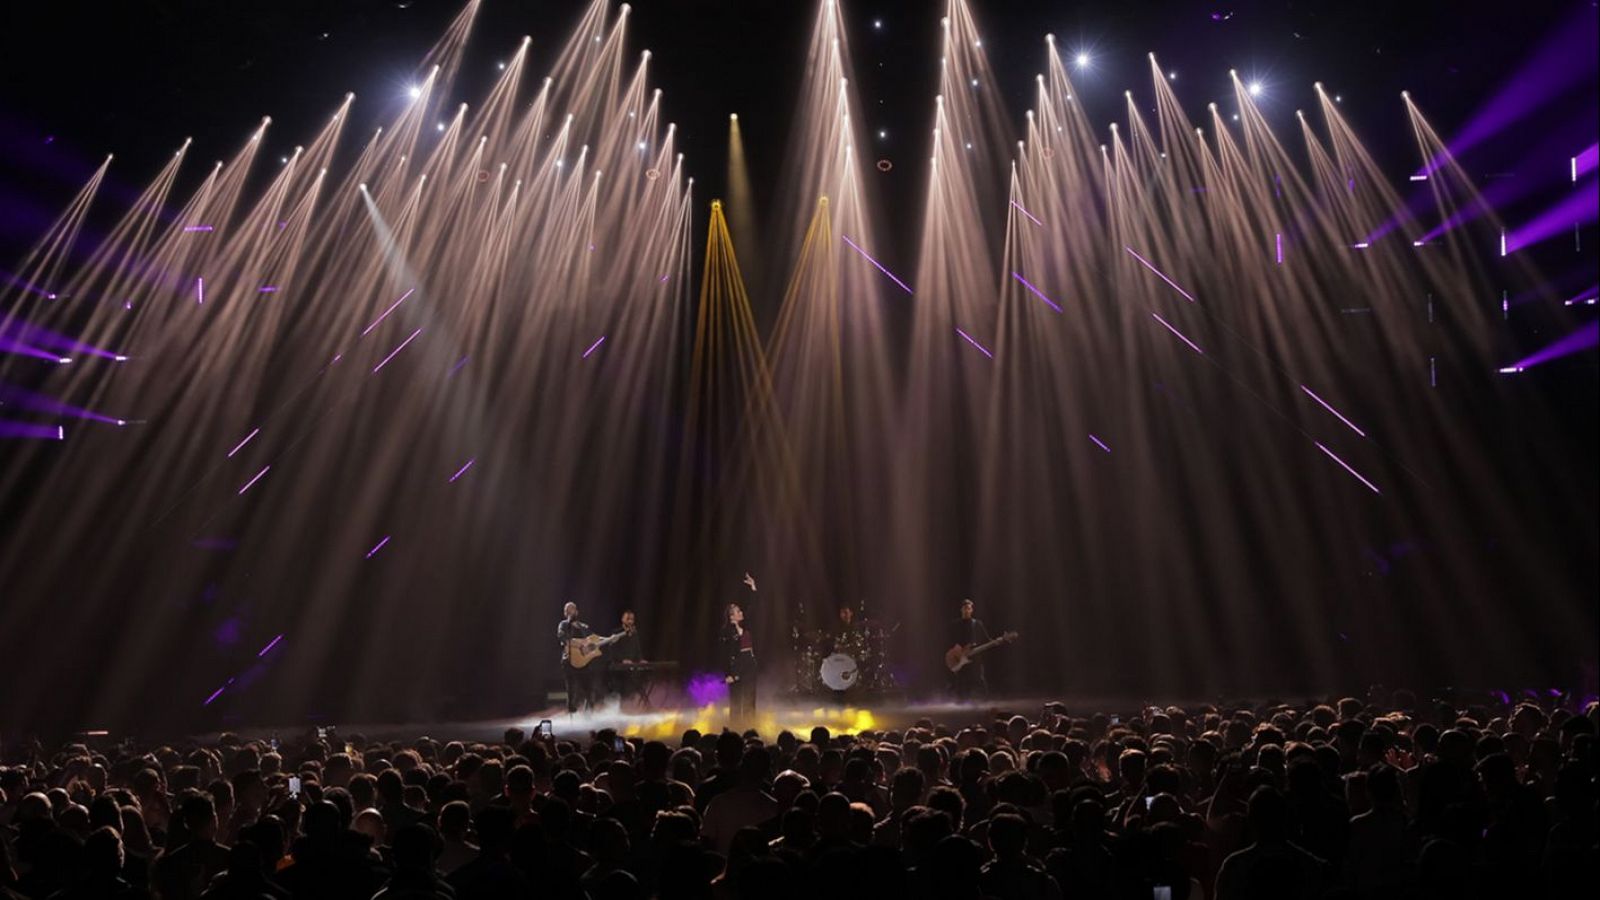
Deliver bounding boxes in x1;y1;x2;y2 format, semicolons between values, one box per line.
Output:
1076;53;1091;68
1248;81;1264;96
408;85;422;99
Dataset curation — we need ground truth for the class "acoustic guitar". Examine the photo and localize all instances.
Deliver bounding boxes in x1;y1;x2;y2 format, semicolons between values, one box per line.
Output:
567;632;626;669
944;631;1019;673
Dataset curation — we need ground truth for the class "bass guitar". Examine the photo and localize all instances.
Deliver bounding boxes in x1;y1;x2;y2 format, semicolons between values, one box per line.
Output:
945;631;1019;673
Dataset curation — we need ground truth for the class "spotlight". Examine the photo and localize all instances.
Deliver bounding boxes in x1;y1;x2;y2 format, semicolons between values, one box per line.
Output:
436;122;446;131
1168;71;1177;80
637;141;647;150
730;113;738;121
878;129;887;139
873;19;883;30
970;78;979;87
497;61;506;70
1248;81;1263;96
1075;52;1091;68
407;85;422;99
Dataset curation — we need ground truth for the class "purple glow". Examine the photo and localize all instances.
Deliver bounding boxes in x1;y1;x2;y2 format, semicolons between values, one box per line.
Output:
366;536;391;559
582;335;607;358
258;285;279;293
1010;272;1063;312
238;466;271;495
373;327;423;373
196;276;204;304
1150;312;1204;355
1123;246;1196;302
1089;434;1111;453
1408;174;1429;182
203;685;227;706
448;355;470;375
1009;199;1044;226
659;274;670;283
954;327;994;358
0;419;65;440
1299;385;1367;437
257;634;284;657
1314;441;1382;495
361;287;416;336
841;234;914;294
1275;233;1283;264
1508;320;1599;370
448;458;475;482
1352;242;1370;250
1566;296;1597;306
227;427;260;458
183;225;215;233
685;671;730;706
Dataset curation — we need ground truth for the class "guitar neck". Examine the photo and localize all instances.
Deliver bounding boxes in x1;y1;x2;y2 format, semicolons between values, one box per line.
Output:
969;635;1012;657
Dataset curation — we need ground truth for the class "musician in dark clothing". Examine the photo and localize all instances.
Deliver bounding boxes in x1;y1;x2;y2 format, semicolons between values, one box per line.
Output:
721;602;758;718
606;610;646;702
557;601;596;713
949;598;991;700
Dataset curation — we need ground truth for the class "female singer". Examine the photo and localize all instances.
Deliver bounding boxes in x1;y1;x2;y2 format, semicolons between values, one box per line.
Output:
721;602;757;718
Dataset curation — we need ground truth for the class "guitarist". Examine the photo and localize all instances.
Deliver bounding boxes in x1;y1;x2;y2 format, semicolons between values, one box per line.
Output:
557;602;596;713
948;598;991;700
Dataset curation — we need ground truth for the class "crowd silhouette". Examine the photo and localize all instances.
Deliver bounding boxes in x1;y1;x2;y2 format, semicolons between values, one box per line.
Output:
1;689;1594;899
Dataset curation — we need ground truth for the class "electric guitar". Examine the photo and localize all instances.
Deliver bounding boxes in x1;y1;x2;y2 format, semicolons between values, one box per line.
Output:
945;631;1019;673
567;632;626;669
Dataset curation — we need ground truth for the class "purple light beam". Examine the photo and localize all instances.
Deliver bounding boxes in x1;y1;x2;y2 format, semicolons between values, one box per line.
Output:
1314;441;1382;495
1508;320;1599;370
1124;246;1197;302
196;276;204;304
1009;200;1044;226
1299;385;1367;437
448;458;475;482
1150;312;1204;355
360;287;416;336
448;355;470;375
372;328;423;373
0;420;65;440
238;466;271;495
256;634;284;657
582;335;607;358
366;536;391;559
1089;434;1112;453
842;235;913;294
1011;272;1063;312
227;428;260;458
954;327;994;359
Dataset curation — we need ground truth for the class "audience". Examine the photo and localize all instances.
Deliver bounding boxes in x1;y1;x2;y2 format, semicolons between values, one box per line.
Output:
0;690;1594;899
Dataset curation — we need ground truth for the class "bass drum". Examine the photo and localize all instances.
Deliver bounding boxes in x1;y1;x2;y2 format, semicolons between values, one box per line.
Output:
819;652;860;691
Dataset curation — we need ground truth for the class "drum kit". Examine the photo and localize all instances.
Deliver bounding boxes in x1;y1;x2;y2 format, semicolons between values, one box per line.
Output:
792;621;896;695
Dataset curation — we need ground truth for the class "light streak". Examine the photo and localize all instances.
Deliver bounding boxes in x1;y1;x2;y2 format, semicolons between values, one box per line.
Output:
257;634;284;657
373;328;423;373
196;276;205;304
582;335;607;358
1009;200;1043;226
238;466;271;495
366;536;391;558
1299;385;1367;437
1150;312;1204;354
1089;434;1111;453
227;428;260;458
183;225;215;232
954;327;993;359
1275;233;1283;264
1314;441;1382;494
841;235;913;294
361;288;415;335
1123;246;1196;302
449;459;475;483
1011;272;1063;312
448;355;469;375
